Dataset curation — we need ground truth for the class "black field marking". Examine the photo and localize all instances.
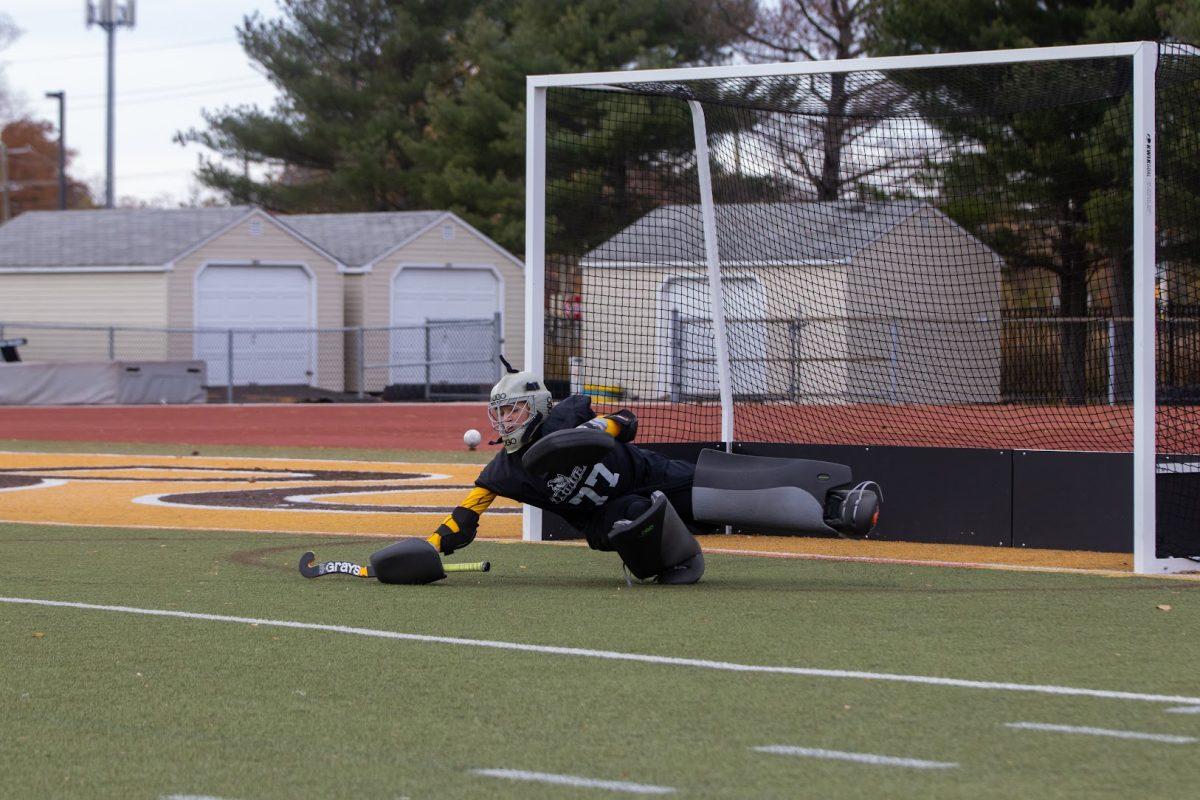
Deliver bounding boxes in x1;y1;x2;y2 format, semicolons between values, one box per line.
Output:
0;475;55;490
146;484;521;514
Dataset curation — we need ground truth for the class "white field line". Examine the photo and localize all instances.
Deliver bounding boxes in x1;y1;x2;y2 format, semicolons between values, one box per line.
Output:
162;795;236;800
1004;722;1198;743
1167;706;1200;714
0;479;66;494
700;545;1200;581
472;769;674;795
4;596;1200;706
752;745;958;770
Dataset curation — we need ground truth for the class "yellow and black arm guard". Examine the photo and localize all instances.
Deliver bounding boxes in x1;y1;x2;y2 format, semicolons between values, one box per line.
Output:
428;486;495;555
577;408;638;443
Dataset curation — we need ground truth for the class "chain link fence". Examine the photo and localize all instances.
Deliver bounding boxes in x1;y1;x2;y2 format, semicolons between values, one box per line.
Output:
656;313;1200;405
0;316;503;403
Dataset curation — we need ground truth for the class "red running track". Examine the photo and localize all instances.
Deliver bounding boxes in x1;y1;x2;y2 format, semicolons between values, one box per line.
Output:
0;401;1197;454
0;403;492;451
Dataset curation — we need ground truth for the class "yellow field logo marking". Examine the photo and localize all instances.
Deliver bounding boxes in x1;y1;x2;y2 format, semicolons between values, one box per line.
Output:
0;452;520;538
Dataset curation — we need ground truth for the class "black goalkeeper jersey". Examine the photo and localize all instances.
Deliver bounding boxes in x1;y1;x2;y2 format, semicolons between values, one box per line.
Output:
475;395;693;528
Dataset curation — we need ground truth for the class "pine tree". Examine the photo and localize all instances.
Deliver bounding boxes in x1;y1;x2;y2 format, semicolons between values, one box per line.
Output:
179;0;734;252
871;0;1189;402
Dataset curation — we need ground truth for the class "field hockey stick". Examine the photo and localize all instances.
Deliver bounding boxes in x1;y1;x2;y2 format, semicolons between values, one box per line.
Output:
298;551;373;579
444;561;491;573
299;551;491;580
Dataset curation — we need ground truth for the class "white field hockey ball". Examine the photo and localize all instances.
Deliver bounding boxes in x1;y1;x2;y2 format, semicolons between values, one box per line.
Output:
463;428;482;449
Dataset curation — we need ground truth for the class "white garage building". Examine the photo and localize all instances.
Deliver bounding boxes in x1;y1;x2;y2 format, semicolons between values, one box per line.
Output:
0;206;345;389
0;206;523;395
286;210;524;392
578;201;1003;404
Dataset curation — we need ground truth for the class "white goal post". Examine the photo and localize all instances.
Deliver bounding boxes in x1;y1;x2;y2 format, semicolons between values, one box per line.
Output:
525;42;1198;575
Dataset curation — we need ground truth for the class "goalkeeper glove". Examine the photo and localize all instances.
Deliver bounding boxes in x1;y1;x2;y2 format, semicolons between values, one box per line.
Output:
577;409;638;443
429;506;481;555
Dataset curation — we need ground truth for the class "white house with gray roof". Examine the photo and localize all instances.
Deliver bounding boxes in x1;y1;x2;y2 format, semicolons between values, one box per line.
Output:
0;206;522;395
577;201;1002;404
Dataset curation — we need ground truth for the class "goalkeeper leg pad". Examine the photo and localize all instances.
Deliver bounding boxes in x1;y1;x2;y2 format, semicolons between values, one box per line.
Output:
691;449;880;538
607;491;705;584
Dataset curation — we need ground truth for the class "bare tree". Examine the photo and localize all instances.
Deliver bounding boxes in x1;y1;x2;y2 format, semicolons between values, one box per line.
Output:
722;0;867;63
715;1;922;201
0;13;22;122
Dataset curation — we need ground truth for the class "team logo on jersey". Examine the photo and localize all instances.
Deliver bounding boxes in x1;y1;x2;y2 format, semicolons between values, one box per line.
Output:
547;465;588;503
547;462;621;507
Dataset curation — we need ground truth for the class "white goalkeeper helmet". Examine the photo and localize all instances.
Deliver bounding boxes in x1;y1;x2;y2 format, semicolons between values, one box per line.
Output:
488;365;553;454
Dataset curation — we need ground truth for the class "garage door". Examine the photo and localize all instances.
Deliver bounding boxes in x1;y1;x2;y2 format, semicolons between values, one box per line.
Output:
661;276;768;399
391;267;500;385
195;265;313;386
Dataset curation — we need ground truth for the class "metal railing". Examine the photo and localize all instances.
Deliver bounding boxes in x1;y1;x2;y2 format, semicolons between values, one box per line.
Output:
0;315;503;403
362;316;504;401
661;312;1198;405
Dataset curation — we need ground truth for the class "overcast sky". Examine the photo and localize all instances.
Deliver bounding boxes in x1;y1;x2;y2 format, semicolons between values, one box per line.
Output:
1;0;282;206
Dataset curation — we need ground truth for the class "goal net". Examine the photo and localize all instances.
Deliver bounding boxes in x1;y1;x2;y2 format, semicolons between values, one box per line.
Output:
526;42;1200;573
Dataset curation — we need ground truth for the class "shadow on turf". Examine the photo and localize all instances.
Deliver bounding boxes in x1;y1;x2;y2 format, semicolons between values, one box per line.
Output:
228;540;384;574
686;575;1200;594
219;540;1200;594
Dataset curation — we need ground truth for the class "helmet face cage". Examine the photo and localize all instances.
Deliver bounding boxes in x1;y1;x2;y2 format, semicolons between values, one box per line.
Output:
488;368;552;453
488;397;533;436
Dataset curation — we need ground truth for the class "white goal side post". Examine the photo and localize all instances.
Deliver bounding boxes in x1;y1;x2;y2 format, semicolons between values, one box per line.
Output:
525;42;1199;574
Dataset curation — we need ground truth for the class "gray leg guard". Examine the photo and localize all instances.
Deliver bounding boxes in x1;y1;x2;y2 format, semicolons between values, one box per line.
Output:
691;449;880;538
607;491;705;584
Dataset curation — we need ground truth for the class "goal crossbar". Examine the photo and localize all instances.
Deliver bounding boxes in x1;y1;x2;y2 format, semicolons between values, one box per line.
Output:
528;42;1148;89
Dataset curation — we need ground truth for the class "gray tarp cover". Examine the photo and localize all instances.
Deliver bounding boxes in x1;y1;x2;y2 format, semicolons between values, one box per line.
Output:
0;361;207;405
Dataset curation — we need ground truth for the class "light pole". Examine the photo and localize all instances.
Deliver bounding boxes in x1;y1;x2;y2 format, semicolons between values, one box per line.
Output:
86;1;136;209
44;91;66;210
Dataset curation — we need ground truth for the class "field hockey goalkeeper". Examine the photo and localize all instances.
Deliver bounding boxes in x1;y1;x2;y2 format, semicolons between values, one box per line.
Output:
427;358;881;584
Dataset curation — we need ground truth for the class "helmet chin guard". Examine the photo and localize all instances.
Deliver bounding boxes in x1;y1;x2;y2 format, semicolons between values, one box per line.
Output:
488;369;553;454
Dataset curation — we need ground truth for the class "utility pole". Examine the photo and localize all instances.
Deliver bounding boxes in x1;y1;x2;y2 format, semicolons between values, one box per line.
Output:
0;141;8;223
86;0;136;209
0;144;34;223
45;91;67;210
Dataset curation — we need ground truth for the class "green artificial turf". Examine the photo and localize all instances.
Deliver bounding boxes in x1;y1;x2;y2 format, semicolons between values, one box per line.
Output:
2;522;1199;799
